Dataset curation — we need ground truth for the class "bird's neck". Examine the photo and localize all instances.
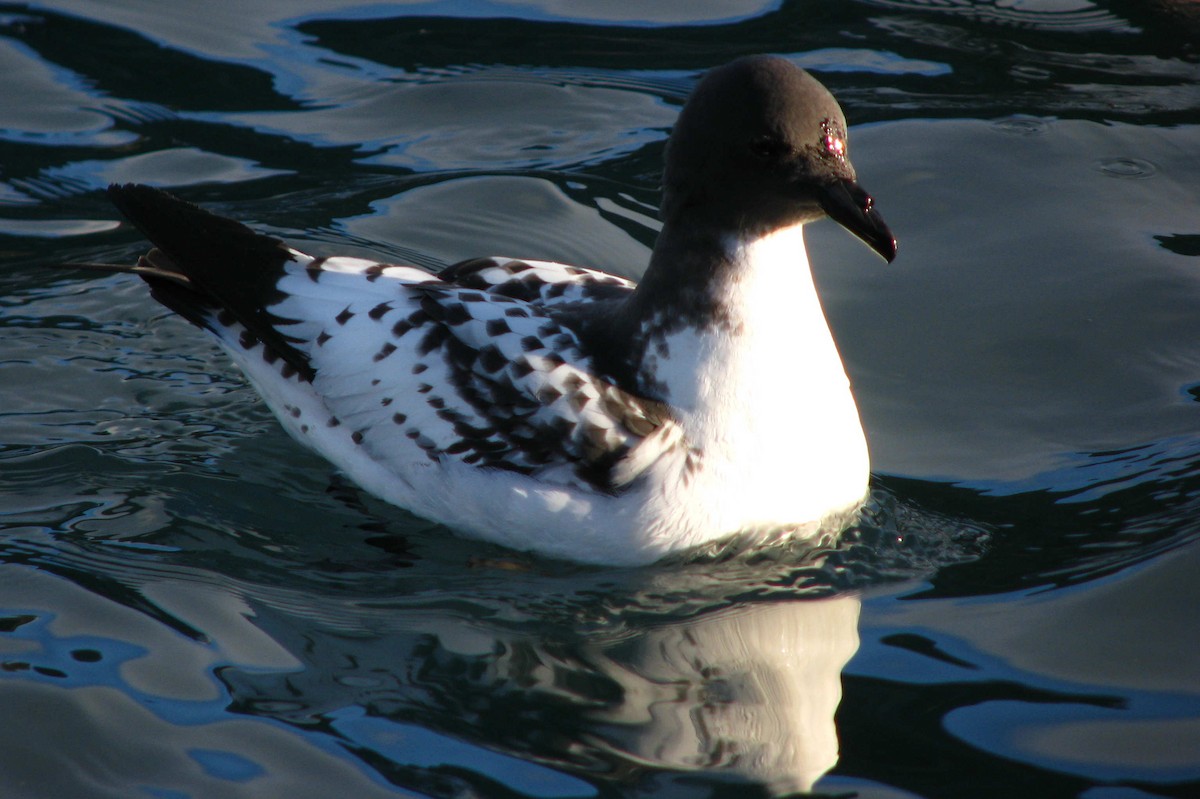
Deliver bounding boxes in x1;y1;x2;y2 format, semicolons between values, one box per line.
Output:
631;221;850;412
628;221;868;513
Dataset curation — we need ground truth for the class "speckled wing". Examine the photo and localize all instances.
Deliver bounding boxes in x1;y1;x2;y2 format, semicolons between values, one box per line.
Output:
106;184;675;493
269;256;671;491
437;256;636;307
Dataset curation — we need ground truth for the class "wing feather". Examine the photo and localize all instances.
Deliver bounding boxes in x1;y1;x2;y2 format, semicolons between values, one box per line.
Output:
102;184;678;495
265;254;674;492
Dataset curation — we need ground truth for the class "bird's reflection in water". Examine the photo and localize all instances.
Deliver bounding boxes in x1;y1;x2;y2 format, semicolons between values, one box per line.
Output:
194;541;877;795
20;491;978;796
583;595;861;794
206;553;866;794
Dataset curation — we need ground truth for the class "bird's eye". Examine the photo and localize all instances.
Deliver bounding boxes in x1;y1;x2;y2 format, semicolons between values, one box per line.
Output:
820;118;848;162
749;137;789;161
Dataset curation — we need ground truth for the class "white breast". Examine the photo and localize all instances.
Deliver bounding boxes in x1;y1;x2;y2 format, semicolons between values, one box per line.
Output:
635;222;869;546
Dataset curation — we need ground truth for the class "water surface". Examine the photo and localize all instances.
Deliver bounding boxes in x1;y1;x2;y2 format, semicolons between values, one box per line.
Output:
2;1;1199;797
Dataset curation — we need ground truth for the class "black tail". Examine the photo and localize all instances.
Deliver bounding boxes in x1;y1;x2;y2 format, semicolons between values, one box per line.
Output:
107;183;292;309
107;184;315;381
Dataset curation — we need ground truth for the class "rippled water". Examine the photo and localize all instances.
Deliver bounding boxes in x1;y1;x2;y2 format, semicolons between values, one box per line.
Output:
2;1;1199;797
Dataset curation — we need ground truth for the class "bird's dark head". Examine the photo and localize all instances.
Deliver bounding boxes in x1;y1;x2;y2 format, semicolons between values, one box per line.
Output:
662;55;896;262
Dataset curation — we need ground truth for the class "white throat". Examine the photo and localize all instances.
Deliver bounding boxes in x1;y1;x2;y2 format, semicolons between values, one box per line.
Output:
645;221;869;535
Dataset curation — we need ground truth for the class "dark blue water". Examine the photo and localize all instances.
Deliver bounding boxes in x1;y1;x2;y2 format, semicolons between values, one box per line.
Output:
2;1;1199;797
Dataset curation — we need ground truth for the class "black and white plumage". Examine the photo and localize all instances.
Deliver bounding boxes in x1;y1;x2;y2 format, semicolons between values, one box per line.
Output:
87;56;896;565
